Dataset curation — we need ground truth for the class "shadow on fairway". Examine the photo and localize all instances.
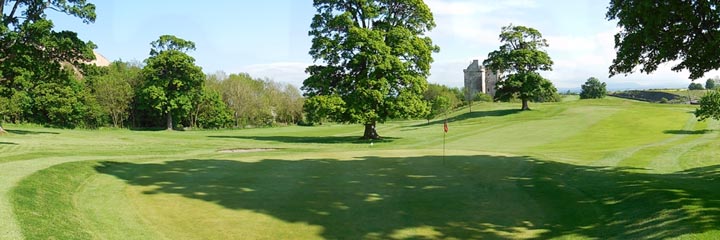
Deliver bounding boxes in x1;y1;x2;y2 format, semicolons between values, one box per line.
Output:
208;135;399;144
0;142;17;145
6;129;59;135
409;109;522;127
96;155;720;239
664;129;714;135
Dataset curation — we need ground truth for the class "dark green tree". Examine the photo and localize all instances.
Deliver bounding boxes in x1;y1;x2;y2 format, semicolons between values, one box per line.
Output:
0;0;97;130
607;1;720;80
484;25;557;110
695;90;720;121
706;78;716;90
191;87;233;129
139;35;204;130
580;77;607;99
302;0;438;139
689;82;705;90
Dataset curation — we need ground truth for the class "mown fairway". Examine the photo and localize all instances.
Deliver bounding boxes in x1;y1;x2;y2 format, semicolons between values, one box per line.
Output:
3;97;720;239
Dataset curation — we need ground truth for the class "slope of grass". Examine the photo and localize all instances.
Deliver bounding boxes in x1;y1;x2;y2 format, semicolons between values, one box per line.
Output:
3;97;720;239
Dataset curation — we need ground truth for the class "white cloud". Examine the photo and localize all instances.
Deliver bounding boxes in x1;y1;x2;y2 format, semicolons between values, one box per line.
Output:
235;62;310;88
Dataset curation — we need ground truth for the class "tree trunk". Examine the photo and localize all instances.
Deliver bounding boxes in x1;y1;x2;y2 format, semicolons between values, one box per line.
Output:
0;126;6;134
362;122;380;140
521;99;530;110
166;112;173;130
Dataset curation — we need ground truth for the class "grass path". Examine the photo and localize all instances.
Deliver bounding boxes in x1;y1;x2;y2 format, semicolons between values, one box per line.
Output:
4;98;720;239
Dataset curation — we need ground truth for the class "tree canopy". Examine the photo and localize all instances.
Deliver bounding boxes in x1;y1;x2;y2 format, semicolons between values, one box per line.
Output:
484;25;557;110
706;78;717;90
580;77;607;99
302;0;438;139
0;0;99;130
607;1;720;80
139;35;204;130
689;82;705;90
695;90;720;121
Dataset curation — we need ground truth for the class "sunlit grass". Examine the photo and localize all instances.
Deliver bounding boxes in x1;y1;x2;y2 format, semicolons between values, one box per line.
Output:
3;97;720;239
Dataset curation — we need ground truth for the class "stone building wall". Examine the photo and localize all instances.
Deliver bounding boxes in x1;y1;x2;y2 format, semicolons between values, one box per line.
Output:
463;59;501;100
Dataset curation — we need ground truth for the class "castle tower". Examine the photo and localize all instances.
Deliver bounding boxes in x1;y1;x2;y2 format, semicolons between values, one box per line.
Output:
464;60;500;100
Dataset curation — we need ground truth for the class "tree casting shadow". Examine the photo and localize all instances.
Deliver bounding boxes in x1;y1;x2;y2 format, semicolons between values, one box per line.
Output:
96;155;720;239
208;135;399;144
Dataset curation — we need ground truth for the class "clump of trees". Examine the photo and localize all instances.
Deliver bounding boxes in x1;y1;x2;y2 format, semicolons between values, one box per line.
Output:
689;82;704;90
208;72;304;128
484;25;559;110
424;84;462;123
1;0;101;131
580;77;607;99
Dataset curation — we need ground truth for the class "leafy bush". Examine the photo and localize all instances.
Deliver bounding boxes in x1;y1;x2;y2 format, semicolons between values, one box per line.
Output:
580;77;607;99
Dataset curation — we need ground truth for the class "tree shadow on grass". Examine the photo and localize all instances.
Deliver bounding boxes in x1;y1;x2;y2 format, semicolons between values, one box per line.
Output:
0;142;17;145
409;109;522;128
6;129;59;135
96;155;720;239
208;135;399;144
663;129;714;135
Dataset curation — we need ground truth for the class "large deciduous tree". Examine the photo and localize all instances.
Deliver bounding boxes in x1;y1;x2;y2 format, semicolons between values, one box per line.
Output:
140;35;204;130
0;0;97;131
302;0;438;139
484;25;557;110
607;1;720;80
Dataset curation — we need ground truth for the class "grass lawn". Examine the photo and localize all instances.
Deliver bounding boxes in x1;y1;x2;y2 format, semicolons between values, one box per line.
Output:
3;97;720;239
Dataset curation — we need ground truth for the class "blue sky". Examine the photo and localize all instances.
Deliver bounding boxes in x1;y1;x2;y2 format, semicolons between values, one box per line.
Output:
50;0;715;90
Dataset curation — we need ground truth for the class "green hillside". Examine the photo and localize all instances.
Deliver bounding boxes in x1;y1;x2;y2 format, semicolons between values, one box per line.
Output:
2;97;720;239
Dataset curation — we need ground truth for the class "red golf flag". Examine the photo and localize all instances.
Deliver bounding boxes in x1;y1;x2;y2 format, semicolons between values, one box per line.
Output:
443;120;448;133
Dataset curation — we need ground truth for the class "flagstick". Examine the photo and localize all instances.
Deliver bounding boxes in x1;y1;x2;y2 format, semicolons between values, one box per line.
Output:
443;114;447;166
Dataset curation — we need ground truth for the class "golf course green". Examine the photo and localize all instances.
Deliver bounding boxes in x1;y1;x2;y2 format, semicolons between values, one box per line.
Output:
2;96;720;239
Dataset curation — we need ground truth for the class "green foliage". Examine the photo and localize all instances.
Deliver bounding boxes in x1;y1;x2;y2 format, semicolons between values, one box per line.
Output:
423;84;461;122
212;73;292;127
706;79;717;90
580;77;607;99
689;83;705;90
0;0;98;128
139;35;204;130
303;0;438;138
474;93;493;102
494;72;558;107
607;1;720;79
87;61;140;128
192;87;233;129
484;24;557;110
303;95;345;124
695;90;720;121
149;35;196;56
